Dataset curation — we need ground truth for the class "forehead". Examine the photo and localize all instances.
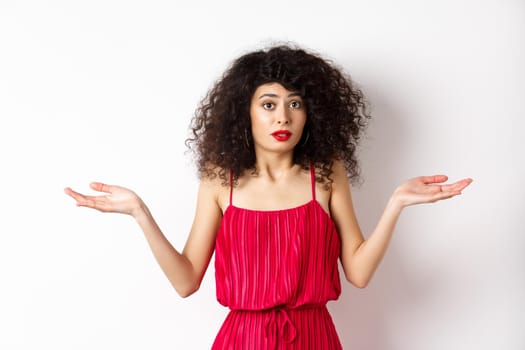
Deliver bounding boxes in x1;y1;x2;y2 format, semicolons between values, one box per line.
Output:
252;82;300;98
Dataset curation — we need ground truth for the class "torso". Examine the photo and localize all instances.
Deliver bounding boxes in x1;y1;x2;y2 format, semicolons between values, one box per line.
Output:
212;163;343;348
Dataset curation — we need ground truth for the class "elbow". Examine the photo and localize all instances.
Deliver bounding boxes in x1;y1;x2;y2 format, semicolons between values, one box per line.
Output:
352;279;369;289
175;282;200;298
345;273;370;289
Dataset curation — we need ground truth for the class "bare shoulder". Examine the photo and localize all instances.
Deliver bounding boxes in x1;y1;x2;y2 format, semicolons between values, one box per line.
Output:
330;159;351;190
327;159;360;231
316;159;349;215
198;168;230;213
312;160;348;215
315;159;349;194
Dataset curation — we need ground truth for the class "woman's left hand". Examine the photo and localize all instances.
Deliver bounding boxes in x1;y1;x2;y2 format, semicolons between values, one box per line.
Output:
392;175;473;208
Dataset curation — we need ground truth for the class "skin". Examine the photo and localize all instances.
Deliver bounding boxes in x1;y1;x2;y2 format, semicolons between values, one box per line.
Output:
64;82;473;296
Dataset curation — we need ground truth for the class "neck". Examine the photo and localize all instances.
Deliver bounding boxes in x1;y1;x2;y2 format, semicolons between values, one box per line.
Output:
253;150;296;181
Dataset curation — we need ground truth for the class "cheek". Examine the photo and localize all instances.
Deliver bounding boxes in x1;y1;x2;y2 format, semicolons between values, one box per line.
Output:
297;113;307;129
249;113;268;136
251;108;272;123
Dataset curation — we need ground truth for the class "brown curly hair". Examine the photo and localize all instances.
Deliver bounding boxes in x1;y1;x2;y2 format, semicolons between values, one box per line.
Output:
186;43;371;187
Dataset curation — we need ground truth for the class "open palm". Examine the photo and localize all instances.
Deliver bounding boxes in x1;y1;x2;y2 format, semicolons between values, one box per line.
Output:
64;182;143;216
394;175;473;207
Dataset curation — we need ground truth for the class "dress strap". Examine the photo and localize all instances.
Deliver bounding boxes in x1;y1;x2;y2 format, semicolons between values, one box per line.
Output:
309;162;316;201
229;169;233;206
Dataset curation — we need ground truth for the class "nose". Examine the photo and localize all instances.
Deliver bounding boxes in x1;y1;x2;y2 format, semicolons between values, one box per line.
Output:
276;106;290;124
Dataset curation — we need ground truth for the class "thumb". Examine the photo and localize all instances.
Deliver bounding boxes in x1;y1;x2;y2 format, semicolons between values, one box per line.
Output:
90;182;112;193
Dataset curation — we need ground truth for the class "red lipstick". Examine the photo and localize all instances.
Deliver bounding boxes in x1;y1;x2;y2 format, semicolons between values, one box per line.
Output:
271;130;292;141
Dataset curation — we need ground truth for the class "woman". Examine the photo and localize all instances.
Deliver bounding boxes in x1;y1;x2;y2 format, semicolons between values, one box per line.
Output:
64;44;472;349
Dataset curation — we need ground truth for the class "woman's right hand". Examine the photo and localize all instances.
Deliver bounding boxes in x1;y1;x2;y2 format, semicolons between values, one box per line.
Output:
64;182;144;217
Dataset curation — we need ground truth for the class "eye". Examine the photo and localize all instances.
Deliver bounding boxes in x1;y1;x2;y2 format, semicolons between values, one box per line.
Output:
290;101;302;109
262;102;274;110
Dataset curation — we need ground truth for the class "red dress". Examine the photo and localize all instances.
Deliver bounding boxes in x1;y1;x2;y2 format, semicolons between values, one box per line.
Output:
212;166;343;349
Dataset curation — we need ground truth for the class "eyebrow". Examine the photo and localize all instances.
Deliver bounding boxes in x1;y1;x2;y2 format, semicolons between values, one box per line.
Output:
258;92;302;99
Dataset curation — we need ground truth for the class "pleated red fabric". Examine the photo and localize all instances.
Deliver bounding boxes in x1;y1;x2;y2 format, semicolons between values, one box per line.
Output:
212;165;342;349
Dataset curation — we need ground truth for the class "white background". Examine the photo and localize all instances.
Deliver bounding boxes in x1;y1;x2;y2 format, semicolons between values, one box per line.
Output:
1;0;524;349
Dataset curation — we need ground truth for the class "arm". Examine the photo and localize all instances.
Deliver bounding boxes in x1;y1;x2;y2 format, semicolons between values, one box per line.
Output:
329;160;473;288
134;178;221;297
64;178;222;298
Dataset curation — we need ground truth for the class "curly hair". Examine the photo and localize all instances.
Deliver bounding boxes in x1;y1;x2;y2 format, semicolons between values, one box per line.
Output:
186;43;371;187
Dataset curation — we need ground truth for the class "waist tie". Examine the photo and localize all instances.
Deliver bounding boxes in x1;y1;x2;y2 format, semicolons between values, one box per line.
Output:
263;304;324;350
264;307;297;349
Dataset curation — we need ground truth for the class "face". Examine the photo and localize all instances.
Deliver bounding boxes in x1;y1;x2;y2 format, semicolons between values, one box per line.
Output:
249;83;307;154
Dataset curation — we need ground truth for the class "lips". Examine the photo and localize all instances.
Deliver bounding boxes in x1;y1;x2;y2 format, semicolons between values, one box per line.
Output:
271;130;292;141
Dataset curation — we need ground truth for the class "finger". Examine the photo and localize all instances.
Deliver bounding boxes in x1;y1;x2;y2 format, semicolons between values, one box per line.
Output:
441;178;473;192
457;178;474;189
90;182;113;193
426;184;444;193
428;190;461;203
76;196;111;212
65;188;102;207
64;186;114;213
73;194;96;207
64;187;88;202
421;175;448;184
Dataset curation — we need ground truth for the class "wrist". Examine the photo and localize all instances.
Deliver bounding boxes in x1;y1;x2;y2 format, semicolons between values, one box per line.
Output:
387;192;405;213
131;200;149;220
